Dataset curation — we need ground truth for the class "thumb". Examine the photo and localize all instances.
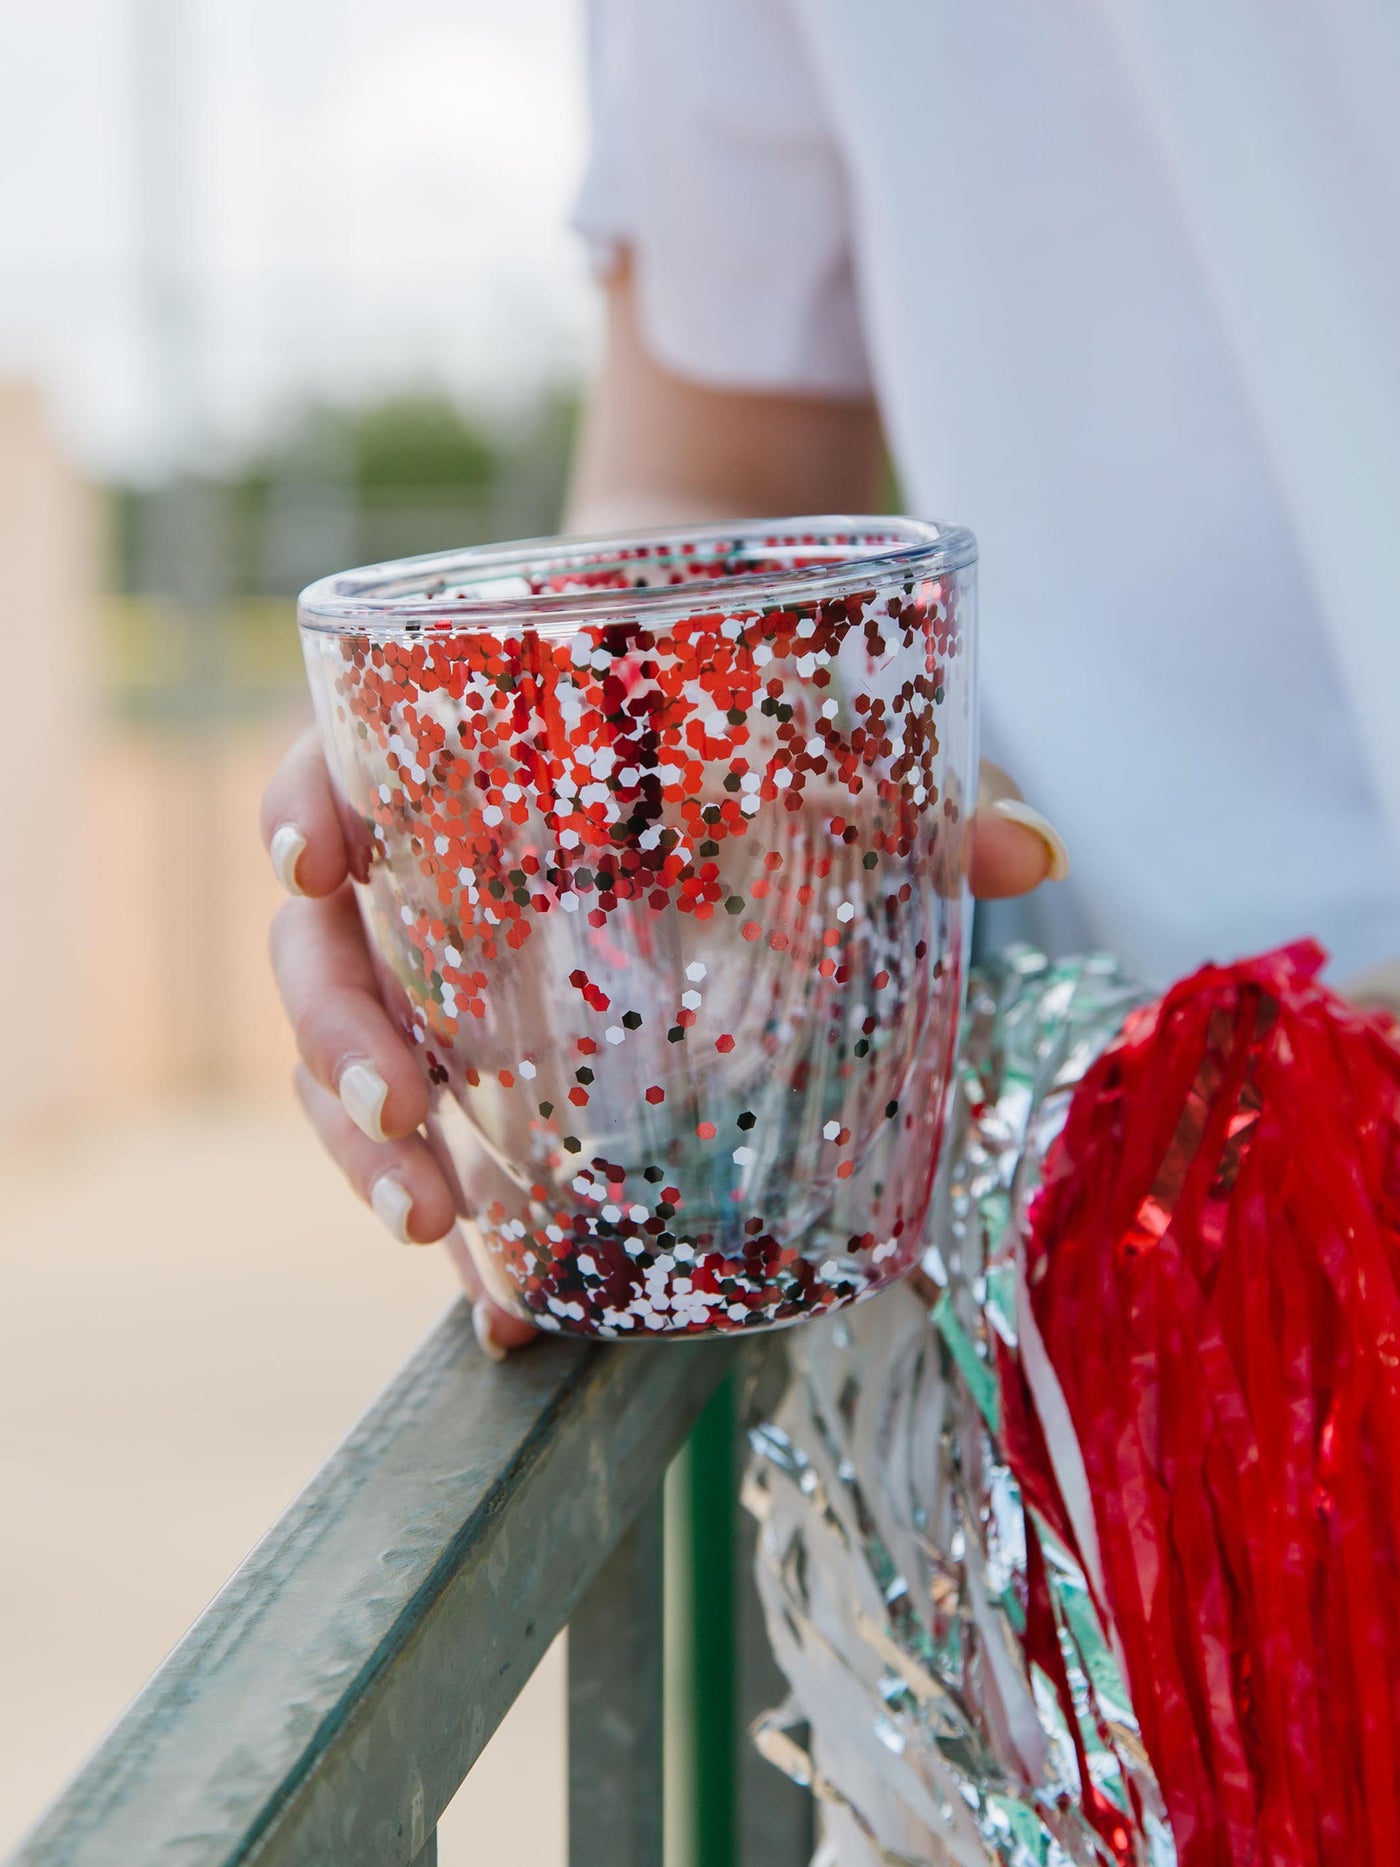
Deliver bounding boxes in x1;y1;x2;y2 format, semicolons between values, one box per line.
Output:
969;762;1070;900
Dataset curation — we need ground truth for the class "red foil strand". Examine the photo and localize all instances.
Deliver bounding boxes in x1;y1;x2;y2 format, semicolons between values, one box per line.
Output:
1008;942;1400;1864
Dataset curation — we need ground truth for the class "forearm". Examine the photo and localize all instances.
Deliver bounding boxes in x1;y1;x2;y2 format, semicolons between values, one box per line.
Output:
565;257;885;534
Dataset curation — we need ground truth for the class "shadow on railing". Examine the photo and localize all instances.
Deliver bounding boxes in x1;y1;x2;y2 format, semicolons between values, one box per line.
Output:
6;1304;811;1867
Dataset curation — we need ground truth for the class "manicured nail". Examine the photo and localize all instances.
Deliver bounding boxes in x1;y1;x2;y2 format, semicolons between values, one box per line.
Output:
370;1172;415;1244
270;822;307;896
472;1298;509;1363
339;1060;389;1142
990;798;1071;881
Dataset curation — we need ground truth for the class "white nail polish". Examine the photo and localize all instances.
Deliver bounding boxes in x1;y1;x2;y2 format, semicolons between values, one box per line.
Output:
472;1298;508;1363
270;822;307;896
990;798;1071;881
370;1173;415;1244
339;1060;389;1142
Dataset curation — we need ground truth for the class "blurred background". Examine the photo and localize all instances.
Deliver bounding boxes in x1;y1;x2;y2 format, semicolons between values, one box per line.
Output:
0;0;595;1853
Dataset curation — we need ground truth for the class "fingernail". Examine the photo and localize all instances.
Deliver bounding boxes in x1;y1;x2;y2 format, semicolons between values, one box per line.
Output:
339;1060;389;1142
990;798;1071;881
270;822;307;896
370;1172;415;1244
472;1298;509;1363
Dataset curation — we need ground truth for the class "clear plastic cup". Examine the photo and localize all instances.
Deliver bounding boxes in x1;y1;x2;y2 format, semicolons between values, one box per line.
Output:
298;517;977;1337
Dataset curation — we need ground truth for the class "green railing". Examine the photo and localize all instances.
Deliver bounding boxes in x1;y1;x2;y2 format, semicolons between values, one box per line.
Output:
5;1304;811;1867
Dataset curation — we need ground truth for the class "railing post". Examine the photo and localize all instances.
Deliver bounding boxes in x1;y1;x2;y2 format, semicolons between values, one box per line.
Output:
676;1365;813;1867
567;1490;665;1867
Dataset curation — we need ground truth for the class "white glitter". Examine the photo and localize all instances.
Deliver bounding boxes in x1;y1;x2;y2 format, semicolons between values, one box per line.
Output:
518;1060;537;1080
605;1026;625;1045
601;1203;622;1222
686;961;707;981
732;1146;754;1166
837;902;856;922
681;990;702;1011
823;1120;841;1140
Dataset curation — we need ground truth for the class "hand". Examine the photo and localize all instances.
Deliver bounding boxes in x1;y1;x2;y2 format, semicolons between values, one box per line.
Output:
261;729;1069;1356
261;730;538;1362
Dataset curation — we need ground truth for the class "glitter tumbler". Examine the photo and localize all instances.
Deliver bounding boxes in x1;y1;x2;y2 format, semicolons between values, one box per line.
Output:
298;519;977;1337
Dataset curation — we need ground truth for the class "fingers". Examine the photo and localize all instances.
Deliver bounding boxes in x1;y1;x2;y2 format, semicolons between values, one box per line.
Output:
261;726;351;898
294;1067;540;1355
270;886;429;1140
438;1228;544;1356
294;1064;456;1243
969;761;1071;900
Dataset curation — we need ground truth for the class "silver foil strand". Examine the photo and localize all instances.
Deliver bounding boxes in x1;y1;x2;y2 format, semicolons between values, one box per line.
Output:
745;950;1179;1867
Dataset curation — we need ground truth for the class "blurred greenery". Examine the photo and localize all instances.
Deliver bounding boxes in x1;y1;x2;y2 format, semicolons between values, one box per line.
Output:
111;386;579;596
105;386;580;718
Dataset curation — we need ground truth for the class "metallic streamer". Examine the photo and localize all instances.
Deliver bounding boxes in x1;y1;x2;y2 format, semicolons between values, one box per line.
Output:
745;949;1175;1866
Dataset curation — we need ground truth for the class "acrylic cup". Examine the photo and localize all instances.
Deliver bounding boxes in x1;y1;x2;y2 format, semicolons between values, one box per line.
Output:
298;518;977;1338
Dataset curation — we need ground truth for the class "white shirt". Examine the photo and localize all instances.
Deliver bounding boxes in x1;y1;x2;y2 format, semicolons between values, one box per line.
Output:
573;0;1400;987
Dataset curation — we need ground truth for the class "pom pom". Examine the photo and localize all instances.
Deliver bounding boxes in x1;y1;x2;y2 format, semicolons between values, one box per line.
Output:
1005;941;1400;1863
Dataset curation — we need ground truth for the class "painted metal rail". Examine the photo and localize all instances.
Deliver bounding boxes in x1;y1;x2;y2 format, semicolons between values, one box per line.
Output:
5;1301;810;1867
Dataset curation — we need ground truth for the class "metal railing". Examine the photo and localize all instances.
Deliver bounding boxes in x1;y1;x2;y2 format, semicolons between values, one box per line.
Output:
6;1303;811;1867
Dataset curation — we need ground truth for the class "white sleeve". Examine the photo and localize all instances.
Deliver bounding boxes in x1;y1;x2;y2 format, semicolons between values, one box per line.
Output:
572;0;872;397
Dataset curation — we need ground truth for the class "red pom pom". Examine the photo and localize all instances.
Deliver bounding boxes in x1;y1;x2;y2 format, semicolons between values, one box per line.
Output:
1006;941;1400;1864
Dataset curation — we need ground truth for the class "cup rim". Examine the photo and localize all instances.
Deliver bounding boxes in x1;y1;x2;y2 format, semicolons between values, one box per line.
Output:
296;514;976;637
